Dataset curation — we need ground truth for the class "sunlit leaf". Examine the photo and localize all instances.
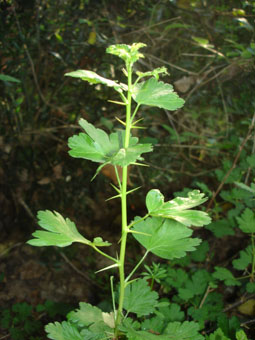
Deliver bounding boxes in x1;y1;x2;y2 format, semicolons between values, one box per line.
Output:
132;217;201;260
132;78;185;110
68;302;103;327
146;189;211;227
68;119;152;167
106;43;146;65
27;210;90;247
136;67;168;81
65;70;124;89
45;321;83;340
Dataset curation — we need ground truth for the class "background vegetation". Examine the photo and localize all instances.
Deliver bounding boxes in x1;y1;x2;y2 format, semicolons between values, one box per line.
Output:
0;0;255;339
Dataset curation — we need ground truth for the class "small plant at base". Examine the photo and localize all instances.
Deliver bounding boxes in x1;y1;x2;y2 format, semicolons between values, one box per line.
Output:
28;43;212;339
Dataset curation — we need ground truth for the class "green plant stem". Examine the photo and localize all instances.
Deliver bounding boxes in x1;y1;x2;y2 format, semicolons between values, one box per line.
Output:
91;245;118;263
251;233;255;280
114;63;133;337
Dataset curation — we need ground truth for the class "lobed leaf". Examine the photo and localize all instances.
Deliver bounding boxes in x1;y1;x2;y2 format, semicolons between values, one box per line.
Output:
106;43;146;65
132;78;185;111
136;67;168;81
232;245;252;270
27;210;111;248
164;321;204;340
68;119;152;167
212;267;241;286
65;70;124;90
236;208;255;233
123;279;158;317
206;328;230;340
45;321;83;340
146;189;211;227
68;303;103;327
27;210;90;247
132;216;201;260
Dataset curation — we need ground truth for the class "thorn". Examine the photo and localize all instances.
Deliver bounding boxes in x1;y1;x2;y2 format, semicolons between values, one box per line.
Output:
115;116;126;126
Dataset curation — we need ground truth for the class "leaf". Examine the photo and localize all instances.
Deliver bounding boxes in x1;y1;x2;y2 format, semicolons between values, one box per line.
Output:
65;70;124;90
27;210;90;247
246;282;255;293
132;78;185;111
212;267;241;286
236;329;248;340
121;320;170;340
106;43;146;65
178;269;212;301
190;241;209;262
146;189;211;227
92;237;111;247
235;182;255;195
188;292;224;324
237;208;255;233
123;279;158;317
136;67;168;81
232;245;252;270
68;302;103;327
206;219;235;238
0;74;21;83
68;119;152;167
157;302;185;322
206;328;230;340
132;216;201;260
45;321;83;340
164;321;204;340
141;316;164;334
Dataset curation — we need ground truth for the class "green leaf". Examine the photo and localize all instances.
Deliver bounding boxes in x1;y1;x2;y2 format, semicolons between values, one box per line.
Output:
132;78;185;110
178;269;212;301
45;321;83;340
65;70;124;90
206;219;235;238
141;316;164;334
190;241;209;262
68;302;103;327
235;182;255;195
106;43;146;65
246;282;255;293
164;321;204;340
232;245;252;270
92;237;111;247
132;217;201;260
157;302;185;322
188;293;224;325
123;279;158;317
236;329;248;340
68;119;152;167
146;189;211;227
136;67;168;81
237;208;255;233
27;210;90;247
0;74;21;83
121;319;170;340
206;328;231;340
212;267;241;286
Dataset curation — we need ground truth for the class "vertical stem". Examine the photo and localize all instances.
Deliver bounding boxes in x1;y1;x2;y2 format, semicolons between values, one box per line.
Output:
114;63;133;337
251;233;255;280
